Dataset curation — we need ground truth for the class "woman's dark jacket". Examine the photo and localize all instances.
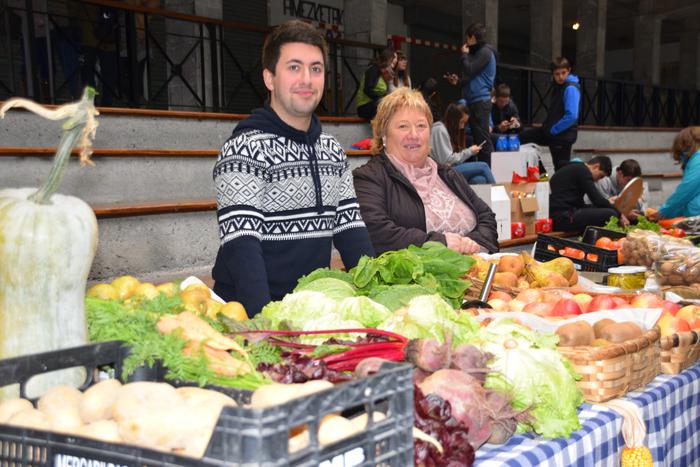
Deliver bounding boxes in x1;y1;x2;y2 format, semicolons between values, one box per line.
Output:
352;153;499;255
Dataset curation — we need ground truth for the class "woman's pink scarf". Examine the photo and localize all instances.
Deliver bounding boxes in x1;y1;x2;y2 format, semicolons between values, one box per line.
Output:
387;154;477;235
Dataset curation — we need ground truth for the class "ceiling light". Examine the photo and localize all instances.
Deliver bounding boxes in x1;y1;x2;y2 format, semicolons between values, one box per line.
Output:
572;22;580;30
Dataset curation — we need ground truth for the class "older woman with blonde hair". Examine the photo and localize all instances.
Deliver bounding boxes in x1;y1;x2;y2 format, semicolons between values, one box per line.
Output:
648;126;700;220
352;87;499;255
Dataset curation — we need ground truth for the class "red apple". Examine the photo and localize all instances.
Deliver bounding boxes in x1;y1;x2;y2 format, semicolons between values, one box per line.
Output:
516;289;543;304
630;292;665;309
523;301;555;317
488;291;513;302
611;297;629;308
541;292;564;304
657;312;674;337
487;298;510;312
676;305;700;322
673;317;691;333
572;293;593;313
662;301;682;316
687;316;700;330
551;299;582;317
587;295;617;312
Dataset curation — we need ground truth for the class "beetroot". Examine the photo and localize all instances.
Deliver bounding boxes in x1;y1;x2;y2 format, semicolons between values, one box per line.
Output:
406;338;451;372
413;386;475;466
419;369;493;449
419;369;529;449
354;357;391;378
449;344;492;382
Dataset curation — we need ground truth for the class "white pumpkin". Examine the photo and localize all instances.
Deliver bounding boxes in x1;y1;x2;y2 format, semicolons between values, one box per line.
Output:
0;89;99;400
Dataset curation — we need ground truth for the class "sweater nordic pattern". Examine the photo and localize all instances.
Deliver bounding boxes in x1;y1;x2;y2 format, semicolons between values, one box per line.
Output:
215;130;365;243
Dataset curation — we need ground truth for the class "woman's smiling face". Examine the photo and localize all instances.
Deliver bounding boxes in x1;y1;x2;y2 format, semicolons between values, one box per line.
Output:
384;107;431;166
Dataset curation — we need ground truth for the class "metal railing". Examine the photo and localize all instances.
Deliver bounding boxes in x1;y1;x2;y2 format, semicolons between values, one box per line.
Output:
0;0;698;126
0;0;383;114
498;64;700;128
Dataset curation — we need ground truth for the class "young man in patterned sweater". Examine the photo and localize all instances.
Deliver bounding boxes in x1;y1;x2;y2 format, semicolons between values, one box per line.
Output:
212;20;375;316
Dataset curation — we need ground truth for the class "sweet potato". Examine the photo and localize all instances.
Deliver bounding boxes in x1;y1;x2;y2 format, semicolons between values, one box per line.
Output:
556;322;595;347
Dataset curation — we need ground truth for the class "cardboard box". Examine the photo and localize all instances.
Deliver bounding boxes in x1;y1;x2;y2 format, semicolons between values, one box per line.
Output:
490;185;512;241
503;182;550;235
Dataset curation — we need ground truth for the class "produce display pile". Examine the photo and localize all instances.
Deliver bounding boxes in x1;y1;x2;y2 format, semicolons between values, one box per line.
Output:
2;238;695;466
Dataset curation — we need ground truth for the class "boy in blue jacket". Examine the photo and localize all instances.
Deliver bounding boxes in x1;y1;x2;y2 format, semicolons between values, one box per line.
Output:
521;57;580;171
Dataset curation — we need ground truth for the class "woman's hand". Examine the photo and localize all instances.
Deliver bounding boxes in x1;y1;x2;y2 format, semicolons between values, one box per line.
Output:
446;234;481;255
445;232;464;253
459;236;481;254
469;144;481;154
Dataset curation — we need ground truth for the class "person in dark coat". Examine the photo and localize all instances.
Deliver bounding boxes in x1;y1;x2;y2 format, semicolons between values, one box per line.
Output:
549;155;628;232
352;87;499;255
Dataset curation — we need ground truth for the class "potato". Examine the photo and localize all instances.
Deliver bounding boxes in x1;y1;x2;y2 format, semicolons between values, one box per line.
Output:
76;420;122;443
80;379;122;423
112;382;181;422
0;398;33;424
598;322;643;343
593;318;615;338
37;385;83;433
348;412;386;431
38;385;82;414
47;406;83;433
118;402;218;455
318;415;356;446
7;408;50;431
176;386;236;408
556;321;594;347
250;380;333;408
289;429;310;453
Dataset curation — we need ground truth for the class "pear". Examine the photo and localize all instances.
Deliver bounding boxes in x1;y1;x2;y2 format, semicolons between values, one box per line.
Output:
540;257;576;281
567;269;579;286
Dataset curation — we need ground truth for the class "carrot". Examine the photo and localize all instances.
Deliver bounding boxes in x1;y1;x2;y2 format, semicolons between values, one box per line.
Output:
659;217;685;229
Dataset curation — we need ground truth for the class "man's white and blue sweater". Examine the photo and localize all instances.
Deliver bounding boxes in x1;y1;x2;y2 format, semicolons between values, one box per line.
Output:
212;105;374;315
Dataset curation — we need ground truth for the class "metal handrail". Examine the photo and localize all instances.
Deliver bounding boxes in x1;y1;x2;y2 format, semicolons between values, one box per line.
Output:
0;1;698;126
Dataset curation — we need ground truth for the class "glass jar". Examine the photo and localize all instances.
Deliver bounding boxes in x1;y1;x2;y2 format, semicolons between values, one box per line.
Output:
607;266;647;289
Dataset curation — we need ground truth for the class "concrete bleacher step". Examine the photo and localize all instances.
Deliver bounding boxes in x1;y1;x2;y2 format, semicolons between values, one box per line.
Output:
92;210;218;284
573;148;680;174
0;105;686;282
0;147;373;205
0;108;372;150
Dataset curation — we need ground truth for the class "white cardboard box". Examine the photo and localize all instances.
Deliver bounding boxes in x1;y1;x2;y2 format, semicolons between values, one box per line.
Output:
491;145;540;183
491;185;512;241
535;181;550;219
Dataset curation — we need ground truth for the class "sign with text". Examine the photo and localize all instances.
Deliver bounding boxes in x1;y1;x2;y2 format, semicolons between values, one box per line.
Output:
269;0;345;37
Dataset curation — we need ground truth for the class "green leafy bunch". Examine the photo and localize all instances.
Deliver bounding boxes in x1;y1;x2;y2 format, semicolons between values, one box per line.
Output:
349;241;476;308
86;295;269;390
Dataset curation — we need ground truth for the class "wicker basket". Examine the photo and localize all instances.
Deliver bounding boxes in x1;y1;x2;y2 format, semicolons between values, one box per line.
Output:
659;330;700;374
464;277;520;300
557;327;660;402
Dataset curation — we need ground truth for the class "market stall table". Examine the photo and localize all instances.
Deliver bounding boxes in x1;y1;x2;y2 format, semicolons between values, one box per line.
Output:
475;363;700;466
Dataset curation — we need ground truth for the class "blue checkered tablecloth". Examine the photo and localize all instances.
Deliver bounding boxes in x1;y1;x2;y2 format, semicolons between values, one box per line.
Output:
475;363;700;466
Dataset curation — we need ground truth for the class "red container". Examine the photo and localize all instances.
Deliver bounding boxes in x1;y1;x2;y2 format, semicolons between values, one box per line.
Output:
536;218;553;233
511;222;526;238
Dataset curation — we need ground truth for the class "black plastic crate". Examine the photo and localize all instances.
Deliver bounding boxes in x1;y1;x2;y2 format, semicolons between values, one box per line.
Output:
534;233;620;272
580;226;626;245
0;341;414;467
